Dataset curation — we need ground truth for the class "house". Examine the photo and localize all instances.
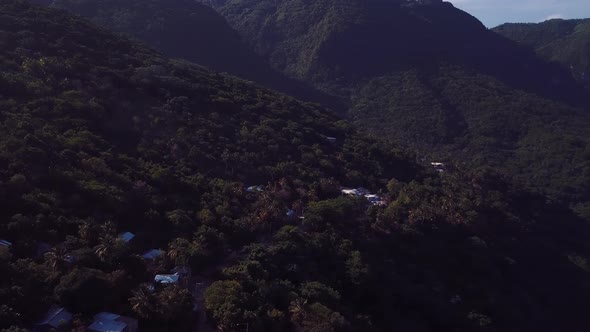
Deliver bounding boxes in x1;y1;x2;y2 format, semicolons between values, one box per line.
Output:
365;194;386;206
431;162;445;173
89;312;138;332
246;185;264;193
356;188;370;195
0;240;11;257
118;232;135;243
33;306;73;332
341;188;361;196
154;273;180;285
155;266;191;287
325;136;337;143
364;194;380;203
286;209;295;217
141;249;163;261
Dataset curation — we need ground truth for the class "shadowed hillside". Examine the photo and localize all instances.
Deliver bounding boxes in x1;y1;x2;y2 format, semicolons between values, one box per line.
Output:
3;1;590;332
198;0;590;217
494;19;590;85
40;0;344;110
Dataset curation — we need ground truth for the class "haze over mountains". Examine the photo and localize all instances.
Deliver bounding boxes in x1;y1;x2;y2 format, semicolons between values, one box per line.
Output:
2;0;590;331
494;18;590;85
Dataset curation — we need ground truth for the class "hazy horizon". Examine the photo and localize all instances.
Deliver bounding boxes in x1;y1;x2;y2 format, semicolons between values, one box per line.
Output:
450;0;590;27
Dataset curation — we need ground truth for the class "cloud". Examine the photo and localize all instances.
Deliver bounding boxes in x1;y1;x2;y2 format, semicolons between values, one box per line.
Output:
544;13;565;20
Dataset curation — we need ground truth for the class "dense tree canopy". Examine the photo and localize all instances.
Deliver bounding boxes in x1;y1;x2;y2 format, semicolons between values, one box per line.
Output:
44;0;344;110
1;1;590;332
198;0;590;218
494;19;590;86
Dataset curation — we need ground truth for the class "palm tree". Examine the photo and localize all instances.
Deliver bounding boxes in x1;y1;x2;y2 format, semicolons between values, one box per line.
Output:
129;284;155;319
78;220;98;244
44;246;70;272
94;235;116;263
167;238;190;266
289;298;308;322
100;221;116;237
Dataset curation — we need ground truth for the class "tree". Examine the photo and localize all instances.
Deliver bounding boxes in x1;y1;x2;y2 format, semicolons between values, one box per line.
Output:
129;283;156;319
55;268;112;313
155;285;194;322
205;281;245;329
290;301;349;332
167;238;191;266
94;235;116;263
44;246;71;272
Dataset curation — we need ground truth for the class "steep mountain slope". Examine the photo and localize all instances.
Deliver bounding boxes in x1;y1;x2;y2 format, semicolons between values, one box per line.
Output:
494;19;590;84
199;0;590;216
37;0;343;110
2;1;590;332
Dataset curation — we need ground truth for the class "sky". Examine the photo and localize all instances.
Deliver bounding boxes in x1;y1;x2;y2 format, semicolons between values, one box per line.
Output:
449;0;590;27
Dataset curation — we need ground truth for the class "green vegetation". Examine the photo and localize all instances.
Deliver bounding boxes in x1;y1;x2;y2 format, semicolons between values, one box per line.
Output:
494;19;590;85
200;0;590;217
44;0;343;110
2;1;590;332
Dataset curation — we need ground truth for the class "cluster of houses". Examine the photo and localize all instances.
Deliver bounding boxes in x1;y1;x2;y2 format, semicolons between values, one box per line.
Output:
341;187;386;206
431;162;446;173
33;307;138;332
22;229;196;332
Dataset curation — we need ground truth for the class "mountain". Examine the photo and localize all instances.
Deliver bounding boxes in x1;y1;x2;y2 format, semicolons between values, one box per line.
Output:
494;19;590;85
3;1;590;332
36;0;343;110
197;0;590;217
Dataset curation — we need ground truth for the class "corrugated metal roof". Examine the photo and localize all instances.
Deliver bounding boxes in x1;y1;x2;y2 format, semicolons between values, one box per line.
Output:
118;232;135;243
36;306;72;328
154;273;179;284
89;318;126;332
141;249;163;260
94;312;121;321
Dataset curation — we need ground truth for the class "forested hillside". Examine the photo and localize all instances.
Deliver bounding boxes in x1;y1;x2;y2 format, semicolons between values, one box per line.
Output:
2;1;590;332
494;19;590;85
198;0;590;217
39;0;342;110
0;0;590;332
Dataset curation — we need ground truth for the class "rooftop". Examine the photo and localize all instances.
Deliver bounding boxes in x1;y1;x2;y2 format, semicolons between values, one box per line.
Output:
154;273;180;284
89;312;137;332
36;306;72;328
118;232;135;243
246;185;264;192
141;249;163;260
89;318;127;332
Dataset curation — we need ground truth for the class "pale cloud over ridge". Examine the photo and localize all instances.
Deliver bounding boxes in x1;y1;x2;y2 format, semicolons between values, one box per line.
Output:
448;0;590;27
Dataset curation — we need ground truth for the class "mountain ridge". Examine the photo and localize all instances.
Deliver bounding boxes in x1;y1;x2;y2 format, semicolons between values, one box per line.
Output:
196;0;590;216
2;1;590;331
40;0;345;111
494;18;590;86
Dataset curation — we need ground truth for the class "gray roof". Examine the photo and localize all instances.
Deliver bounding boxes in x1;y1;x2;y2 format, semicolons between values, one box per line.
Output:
0;239;12;247
141;249;163;260
89;312;137;332
118;232;135;243
89;318;126;332
154;273;179;284
36;306;72;328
